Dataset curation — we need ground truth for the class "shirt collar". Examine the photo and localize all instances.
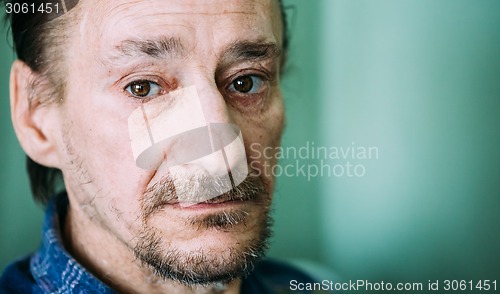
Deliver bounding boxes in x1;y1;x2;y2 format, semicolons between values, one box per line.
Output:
29;194;114;294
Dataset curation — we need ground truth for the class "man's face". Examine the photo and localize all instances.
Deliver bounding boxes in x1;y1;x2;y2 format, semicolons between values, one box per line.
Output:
54;0;284;285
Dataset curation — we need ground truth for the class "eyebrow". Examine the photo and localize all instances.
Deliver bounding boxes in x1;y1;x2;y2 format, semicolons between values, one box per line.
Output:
104;37;281;69
219;40;282;65
111;37;186;60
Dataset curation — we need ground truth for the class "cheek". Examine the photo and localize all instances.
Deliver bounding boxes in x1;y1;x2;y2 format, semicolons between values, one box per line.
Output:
64;96;136;179
59;87;153;236
66;71;152;182
237;93;285;182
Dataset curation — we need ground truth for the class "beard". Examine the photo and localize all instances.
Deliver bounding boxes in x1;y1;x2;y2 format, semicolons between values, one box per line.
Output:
133;171;273;286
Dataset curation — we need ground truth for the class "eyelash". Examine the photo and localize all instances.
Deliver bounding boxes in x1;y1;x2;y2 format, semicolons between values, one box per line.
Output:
122;72;272;106
224;72;272;104
124;80;165;100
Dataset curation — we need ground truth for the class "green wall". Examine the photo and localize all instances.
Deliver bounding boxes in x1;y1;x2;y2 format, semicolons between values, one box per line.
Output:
320;0;500;286
267;0;323;263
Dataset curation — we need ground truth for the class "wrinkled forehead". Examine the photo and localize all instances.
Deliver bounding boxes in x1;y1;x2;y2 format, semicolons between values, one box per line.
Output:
77;0;282;56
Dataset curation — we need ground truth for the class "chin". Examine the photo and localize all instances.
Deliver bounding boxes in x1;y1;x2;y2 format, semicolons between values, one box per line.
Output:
133;204;272;285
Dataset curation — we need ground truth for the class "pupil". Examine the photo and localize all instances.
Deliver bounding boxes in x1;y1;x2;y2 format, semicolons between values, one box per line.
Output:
234;76;253;93
132;81;150;97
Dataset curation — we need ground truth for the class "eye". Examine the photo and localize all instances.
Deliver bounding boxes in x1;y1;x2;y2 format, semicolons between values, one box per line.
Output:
125;80;162;98
228;75;265;94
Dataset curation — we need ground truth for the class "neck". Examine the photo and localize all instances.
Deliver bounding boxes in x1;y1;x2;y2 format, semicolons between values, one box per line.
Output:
62;202;241;294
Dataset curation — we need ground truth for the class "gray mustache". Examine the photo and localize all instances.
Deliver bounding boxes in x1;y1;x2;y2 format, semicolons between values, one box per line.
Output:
141;170;265;217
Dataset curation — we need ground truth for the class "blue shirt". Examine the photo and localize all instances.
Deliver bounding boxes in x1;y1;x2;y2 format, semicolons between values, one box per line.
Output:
0;194;316;293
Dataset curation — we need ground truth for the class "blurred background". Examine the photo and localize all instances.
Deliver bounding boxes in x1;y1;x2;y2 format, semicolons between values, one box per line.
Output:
1;0;499;292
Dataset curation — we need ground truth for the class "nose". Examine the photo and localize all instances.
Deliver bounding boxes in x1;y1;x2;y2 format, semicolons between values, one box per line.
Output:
187;79;248;196
128;77;248;194
193;78;233;125
127;74;249;204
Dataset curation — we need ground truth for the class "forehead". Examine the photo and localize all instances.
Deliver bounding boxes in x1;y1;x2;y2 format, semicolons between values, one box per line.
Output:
78;0;282;55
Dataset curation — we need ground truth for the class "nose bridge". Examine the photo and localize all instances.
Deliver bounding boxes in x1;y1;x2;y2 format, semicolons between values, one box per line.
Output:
193;76;232;125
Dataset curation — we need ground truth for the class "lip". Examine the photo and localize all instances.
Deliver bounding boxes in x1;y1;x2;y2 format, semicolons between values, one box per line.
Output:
160;190;254;206
171;199;249;210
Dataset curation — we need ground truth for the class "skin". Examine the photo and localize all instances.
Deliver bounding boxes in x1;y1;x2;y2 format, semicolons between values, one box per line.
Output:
10;0;284;293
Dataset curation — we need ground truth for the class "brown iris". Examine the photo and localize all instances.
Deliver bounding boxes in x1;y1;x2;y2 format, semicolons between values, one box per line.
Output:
130;81;151;97
233;76;254;93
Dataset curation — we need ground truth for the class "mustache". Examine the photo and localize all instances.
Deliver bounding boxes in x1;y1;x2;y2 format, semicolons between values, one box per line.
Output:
141;170;266;218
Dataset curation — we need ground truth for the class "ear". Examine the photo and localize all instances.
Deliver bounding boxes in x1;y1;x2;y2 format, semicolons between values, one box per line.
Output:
10;60;62;169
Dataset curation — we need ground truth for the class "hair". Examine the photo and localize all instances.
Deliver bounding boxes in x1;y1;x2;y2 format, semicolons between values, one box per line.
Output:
4;0;289;205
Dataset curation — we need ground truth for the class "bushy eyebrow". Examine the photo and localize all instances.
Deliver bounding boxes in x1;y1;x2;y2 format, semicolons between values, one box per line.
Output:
110;37;186;60
103;37;281;68
219;40;282;65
